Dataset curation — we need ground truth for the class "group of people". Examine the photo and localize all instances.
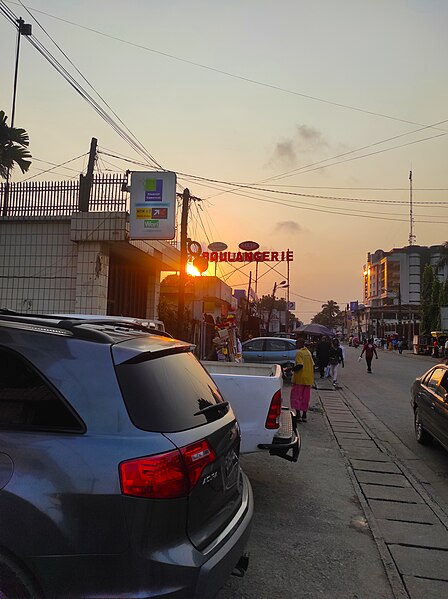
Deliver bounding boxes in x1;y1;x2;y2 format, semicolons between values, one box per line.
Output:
288;335;378;425
288;335;344;424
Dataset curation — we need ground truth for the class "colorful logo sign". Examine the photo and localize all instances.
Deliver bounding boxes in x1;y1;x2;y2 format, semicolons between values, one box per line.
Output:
144;178;163;201
130;171;176;240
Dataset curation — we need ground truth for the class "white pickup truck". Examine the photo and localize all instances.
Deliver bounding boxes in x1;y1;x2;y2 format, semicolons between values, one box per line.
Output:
203;361;300;462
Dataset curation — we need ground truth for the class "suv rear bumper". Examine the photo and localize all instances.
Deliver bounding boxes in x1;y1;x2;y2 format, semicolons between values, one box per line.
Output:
195;470;253;598
27;472;253;599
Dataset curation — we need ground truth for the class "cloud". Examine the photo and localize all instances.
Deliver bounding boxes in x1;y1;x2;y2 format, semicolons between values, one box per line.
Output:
268;124;327;167
271;140;296;166
296;125;328;151
275;221;302;235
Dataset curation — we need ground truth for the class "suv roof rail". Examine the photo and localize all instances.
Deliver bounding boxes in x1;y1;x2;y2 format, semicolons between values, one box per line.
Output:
0;310;173;342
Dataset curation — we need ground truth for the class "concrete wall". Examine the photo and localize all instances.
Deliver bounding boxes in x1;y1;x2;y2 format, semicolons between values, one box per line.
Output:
0;213;180;317
0;218;77;313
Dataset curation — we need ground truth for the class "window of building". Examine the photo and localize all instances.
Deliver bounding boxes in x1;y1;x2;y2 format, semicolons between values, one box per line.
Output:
0;348;83;432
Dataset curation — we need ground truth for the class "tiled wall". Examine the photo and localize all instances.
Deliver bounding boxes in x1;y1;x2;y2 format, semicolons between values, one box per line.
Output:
0;214;179;319
0;219;77;313
75;242;109;314
146;270;161;319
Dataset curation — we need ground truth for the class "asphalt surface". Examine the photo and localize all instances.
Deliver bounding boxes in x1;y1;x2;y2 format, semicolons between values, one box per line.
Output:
339;346;448;507
218;348;448;599
218;385;394;599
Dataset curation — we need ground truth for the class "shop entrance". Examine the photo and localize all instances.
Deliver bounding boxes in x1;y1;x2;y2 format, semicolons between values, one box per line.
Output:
107;253;148;318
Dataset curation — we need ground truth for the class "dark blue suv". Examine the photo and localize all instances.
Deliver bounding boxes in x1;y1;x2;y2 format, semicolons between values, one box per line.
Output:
0;312;252;598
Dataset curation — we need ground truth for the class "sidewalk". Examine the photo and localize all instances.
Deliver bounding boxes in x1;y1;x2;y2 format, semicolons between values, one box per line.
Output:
219;387;394;599
316;380;448;599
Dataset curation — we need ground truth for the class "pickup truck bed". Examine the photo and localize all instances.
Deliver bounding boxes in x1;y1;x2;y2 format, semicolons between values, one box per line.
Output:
203;361;300;462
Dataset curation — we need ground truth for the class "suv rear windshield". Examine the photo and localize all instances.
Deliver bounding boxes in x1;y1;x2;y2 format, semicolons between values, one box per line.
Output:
115;351;229;432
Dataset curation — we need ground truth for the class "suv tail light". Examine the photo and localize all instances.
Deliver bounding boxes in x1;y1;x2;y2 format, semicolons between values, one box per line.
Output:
265;389;282;429
119;440;216;499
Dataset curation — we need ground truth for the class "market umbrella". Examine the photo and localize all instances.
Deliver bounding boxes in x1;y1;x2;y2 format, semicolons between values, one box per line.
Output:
294;323;335;337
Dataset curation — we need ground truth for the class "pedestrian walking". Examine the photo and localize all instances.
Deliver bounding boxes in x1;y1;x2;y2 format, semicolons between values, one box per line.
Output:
289;338;315;423
328;338;344;387
316;335;330;378
360;338;378;373
397;339;403;355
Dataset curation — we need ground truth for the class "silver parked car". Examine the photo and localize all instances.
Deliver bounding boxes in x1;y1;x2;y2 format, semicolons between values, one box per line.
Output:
0;311;253;598
242;336;297;375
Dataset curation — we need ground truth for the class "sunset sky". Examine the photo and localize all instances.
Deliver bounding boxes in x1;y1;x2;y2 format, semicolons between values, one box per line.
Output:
1;0;447;322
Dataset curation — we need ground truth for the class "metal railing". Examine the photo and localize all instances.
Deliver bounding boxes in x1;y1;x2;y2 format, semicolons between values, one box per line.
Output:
0;173;129;217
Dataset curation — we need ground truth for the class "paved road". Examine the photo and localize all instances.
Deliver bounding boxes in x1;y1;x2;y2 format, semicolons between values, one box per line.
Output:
339;346;448;506
218;389;394;599
218;349;448;599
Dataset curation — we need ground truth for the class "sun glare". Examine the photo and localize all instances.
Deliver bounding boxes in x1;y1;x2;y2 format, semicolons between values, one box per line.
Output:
187;263;201;277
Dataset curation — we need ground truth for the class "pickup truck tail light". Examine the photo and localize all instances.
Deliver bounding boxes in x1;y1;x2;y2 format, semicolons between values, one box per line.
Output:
265;389;282;429
119;440;216;499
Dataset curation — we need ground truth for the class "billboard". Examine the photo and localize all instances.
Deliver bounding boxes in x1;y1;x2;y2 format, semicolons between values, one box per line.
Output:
129;171;176;240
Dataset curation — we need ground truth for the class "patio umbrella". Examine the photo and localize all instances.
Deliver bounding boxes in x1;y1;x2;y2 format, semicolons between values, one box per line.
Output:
294;323;335;337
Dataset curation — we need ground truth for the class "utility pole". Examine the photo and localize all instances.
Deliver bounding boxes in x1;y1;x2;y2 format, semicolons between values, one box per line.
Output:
286;249;290;333
79;137;98;212
177;188;190;339
3;17;32;217
243;271;252;339
408;170;416;246
397;284;403;338
266;282;278;334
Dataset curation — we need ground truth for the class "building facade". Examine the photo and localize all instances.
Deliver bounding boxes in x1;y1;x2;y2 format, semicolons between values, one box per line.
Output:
0;176;180;320
361;244;447;341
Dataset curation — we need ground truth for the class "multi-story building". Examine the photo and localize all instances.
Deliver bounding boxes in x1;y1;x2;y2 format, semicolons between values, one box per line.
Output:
361;244;447;342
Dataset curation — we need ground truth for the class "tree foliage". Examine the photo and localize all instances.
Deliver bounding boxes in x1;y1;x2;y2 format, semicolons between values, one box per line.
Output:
0;110;32;178
312;300;342;328
421;265;434;334
420;265;447;333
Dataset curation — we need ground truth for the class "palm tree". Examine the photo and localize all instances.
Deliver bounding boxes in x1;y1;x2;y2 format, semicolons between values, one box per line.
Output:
0;110;32;179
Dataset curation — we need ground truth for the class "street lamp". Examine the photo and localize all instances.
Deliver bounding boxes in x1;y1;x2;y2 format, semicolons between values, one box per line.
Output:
3;17;32;216
266;280;288;333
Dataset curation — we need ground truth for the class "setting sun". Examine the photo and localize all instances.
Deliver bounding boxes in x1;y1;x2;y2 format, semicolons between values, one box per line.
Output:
187;263;201;277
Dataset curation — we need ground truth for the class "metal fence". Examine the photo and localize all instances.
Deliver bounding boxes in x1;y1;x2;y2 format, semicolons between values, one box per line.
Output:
0;173;129;217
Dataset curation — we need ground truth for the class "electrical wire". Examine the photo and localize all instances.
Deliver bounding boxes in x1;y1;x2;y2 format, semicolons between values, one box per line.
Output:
99;150;448;208
16;0;163;170
20;152;87;181
6;1;448;133
0;2;163;170
177;175;448;224
32;157;83;173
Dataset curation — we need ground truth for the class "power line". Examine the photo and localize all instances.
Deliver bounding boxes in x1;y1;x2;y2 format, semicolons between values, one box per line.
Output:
20;152;87;181
260;118;448;185
17;0;163;170
6;1;448;132
99;149;448;207
33;156;83;173
0;2;164;170
177;175;448;224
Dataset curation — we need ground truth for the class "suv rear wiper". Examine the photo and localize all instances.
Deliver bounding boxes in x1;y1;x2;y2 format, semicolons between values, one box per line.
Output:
194;401;229;417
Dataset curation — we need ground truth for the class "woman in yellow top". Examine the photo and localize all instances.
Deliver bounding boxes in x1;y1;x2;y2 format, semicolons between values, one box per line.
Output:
290;339;315;423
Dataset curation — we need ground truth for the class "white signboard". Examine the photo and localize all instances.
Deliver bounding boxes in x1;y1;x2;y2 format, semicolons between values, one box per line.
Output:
129;171;176;240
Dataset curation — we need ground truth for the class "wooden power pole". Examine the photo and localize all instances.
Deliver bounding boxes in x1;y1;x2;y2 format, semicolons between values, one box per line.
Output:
177;188;190;339
79;137;97;212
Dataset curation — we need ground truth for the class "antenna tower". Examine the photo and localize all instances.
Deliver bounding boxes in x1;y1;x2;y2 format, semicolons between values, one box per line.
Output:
408;170;416;246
